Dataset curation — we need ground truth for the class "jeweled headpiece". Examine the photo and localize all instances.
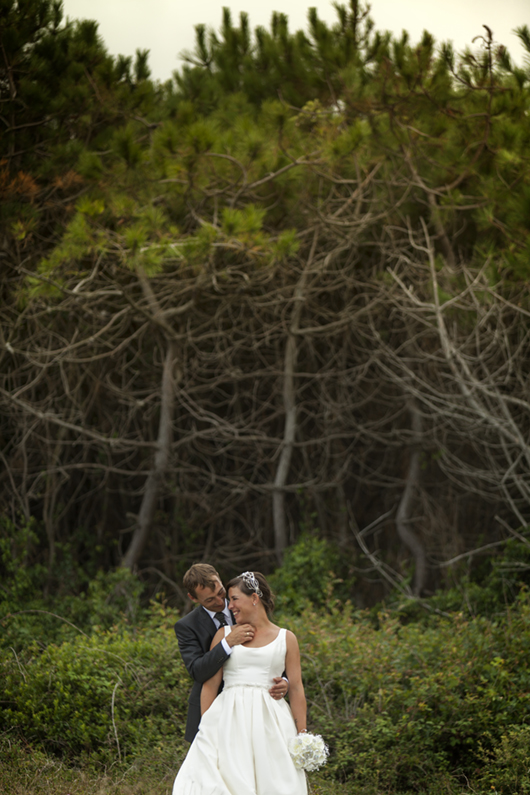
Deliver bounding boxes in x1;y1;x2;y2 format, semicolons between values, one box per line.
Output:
239;571;263;597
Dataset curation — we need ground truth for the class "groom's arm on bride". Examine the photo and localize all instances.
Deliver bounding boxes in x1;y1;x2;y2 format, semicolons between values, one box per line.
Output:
175;618;255;685
269;676;289;700
285;631;307;734
175;619;229;685
178;620;256;685
200;628;225;714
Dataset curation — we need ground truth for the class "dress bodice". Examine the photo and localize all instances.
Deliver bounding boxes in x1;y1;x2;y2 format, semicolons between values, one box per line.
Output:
223;627;287;690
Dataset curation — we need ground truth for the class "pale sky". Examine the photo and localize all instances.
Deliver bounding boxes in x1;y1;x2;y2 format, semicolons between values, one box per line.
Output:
61;0;529;82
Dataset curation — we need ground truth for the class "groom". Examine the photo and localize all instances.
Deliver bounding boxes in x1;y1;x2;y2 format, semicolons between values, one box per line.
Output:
174;562;288;741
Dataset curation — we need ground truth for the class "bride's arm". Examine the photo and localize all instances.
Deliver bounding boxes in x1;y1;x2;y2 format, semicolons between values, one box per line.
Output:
285;630;307;734
200;628;225;715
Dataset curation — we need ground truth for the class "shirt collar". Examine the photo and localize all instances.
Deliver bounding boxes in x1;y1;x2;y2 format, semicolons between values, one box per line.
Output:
202;600;230;620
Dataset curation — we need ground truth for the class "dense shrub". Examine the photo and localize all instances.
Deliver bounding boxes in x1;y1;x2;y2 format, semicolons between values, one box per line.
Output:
477;724;530;794
3;594;530;792
285;593;530;792
269;533;354;614
399;536;530;621
0;567;150;651
1;605;189;765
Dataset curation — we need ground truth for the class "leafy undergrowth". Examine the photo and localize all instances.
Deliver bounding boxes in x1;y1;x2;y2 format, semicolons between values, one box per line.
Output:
3;593;530;793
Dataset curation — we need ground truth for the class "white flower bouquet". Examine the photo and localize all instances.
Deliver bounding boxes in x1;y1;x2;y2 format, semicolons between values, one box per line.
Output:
288;732;329;772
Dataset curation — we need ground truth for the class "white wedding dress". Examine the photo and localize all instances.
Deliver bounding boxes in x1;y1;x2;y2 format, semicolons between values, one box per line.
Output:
172;627;307;795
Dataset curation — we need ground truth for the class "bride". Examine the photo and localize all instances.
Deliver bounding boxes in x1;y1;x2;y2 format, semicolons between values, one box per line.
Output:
172;571;308;795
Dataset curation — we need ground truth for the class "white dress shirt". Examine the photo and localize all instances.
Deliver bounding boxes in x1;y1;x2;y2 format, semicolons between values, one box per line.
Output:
203;602;233;656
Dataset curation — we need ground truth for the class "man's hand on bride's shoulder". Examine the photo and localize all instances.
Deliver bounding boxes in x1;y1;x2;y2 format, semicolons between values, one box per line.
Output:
226;623;255;647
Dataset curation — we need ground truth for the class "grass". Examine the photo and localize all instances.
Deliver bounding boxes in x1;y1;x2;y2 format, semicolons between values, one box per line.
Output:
0;737;482;795
2;761;350;795
1;755;477;795
1;738;352;795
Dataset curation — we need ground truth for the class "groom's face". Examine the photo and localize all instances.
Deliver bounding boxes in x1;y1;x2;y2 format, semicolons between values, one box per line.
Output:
190;576;227;612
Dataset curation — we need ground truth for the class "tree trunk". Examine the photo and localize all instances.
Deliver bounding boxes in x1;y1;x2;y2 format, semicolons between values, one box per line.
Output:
428;193;456;271
272;331;298;563
44;423;69;583
272;232;318;563
337;483;348;548
122;340;177;569
395;400;426;596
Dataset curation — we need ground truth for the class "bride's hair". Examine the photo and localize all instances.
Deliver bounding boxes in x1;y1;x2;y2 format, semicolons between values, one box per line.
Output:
226;571;275;615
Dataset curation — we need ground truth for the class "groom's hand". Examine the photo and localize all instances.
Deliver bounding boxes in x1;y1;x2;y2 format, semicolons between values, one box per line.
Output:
226;623;255;647
269;677;288;700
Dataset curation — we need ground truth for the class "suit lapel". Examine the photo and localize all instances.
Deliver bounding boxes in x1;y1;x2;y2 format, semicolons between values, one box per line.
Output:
196;604;217;638
191;602;233;642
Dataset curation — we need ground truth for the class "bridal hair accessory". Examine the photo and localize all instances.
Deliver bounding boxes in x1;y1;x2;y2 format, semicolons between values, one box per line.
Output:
239;571;263;597
288;732;329;772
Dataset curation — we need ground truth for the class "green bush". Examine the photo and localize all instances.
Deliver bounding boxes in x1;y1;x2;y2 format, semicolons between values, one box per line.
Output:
1;567;150;651
1;604;189;764
3;590;530;793
418;536;530;619
476;725;530;794
283;593;530;791
269;533;353;614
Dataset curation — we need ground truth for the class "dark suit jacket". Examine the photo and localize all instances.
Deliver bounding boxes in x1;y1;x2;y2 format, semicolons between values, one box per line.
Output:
174;606;229;742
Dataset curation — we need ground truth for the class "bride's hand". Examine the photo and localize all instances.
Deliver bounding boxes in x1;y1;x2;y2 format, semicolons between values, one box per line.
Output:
226;623;255;646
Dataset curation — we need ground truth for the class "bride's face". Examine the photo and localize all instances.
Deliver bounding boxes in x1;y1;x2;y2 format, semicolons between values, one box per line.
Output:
228;586;255;623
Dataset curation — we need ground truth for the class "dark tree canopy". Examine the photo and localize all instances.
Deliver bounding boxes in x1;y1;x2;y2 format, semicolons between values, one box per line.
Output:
1;1;530;610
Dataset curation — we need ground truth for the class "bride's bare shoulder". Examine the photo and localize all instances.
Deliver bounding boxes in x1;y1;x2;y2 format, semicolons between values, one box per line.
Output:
284;629;299;645
209;627;227;649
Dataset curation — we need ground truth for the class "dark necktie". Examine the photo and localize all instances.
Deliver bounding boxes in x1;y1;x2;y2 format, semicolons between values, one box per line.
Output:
214;611;228;627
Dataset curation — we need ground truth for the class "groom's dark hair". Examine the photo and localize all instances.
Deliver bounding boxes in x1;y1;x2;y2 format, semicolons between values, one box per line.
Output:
183;563;221;599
